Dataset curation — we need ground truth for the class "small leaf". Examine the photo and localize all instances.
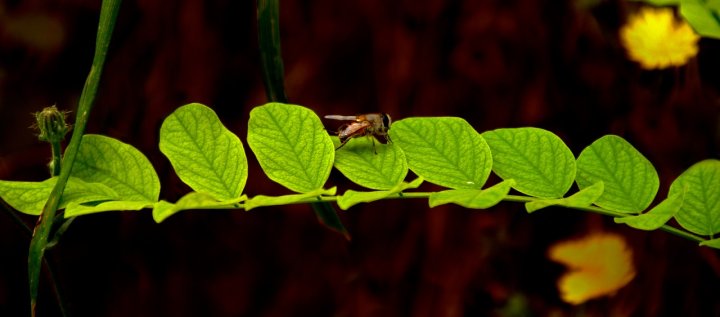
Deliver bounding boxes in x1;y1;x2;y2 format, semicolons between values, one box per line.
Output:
337;177;424;210
311;201;351;241
72;134;160;202
576;135;659;213
669;159;720;236
482;127;576;198
244;187;336;211
333;137;408;190
526;182;605;213
247;103;334;193
159;103;248;200
390;117;492;189
699;237;720;249
680;0;720;39
152;192;245;223
614;190;685;231
0;177;118;215
429;179;515;209
65;200;154;217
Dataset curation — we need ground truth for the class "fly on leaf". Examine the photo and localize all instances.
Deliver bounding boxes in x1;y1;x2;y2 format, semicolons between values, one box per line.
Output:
324;113;392;154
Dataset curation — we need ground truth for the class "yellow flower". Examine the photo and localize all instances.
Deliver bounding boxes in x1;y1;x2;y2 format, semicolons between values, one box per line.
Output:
620;7;699;69
548;233;636;305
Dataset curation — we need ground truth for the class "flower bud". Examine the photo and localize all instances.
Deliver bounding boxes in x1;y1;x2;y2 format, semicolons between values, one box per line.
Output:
34;105;70;143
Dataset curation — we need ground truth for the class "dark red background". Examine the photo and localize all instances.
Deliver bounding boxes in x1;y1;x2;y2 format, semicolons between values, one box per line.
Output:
1;0;719;316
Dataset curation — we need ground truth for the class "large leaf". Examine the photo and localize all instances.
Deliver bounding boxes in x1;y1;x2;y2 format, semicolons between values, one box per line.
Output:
0;177;118;215
247;103;334;193
669;159;720;236
390;117;492;189
576;135;659;213
482;127;576;198
159;103;248;200
71;134;160;202
333;136;408;190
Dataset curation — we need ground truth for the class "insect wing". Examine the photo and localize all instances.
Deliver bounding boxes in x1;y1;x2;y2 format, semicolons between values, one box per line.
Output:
325;115;358;121
339;121;371;139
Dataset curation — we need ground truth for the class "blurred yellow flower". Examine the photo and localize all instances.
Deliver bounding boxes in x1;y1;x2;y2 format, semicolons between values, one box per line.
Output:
548;233;635;305
620;7;699;69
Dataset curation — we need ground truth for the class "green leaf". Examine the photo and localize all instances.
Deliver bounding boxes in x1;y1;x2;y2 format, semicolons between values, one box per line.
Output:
680;0;720;39
699;237;720;248
244;187;336;211
65;200;154;217
614;190;684;230
390;117;492;189
311;201;350;241
669;159;720;236
159;103;248;200
0;177;118;215
332;136;408;190
152;192;245;223
337;177;424;210
576;135;659;213
247;103;334;193
71;134;160;202
525;181;604;213
482;127;576;198
428;179;515;209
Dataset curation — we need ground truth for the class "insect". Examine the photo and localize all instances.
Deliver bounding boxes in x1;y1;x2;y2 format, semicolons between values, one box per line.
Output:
324;113;392;154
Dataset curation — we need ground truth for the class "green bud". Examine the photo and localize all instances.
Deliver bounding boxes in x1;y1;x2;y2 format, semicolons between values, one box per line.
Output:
34;105;70;143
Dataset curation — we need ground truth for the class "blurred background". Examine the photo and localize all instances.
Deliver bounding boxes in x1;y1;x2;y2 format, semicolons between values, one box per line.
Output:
1;0;719;316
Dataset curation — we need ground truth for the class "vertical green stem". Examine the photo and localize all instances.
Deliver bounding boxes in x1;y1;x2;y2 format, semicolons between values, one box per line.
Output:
28;0;121;315
257;0;288;103
256;0;350;239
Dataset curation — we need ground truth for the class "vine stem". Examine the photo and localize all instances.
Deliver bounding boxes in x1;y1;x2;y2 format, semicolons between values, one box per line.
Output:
28;0;121;315
227;191;707;245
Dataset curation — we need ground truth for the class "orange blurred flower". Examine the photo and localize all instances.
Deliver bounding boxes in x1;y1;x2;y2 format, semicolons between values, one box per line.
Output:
548;233;636;305
620;7;699;69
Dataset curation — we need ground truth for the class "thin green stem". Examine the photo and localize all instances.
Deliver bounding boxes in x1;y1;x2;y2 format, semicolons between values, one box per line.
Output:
50;141;62;176
230;190;710;246
28;0;121;315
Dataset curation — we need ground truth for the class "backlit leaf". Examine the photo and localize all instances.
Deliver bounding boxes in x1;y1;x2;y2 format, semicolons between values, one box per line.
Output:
71;134;160;202
428;179;515;209
0;177;118;216
669;159;720;236
159;103;248;200
576;135;659;213
482;127;576;198
337;177;423;210
247;103;334;193
333;136;407;190
390;117;492;189
152;192;245;223
614;190;684;230
525;182;604;213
